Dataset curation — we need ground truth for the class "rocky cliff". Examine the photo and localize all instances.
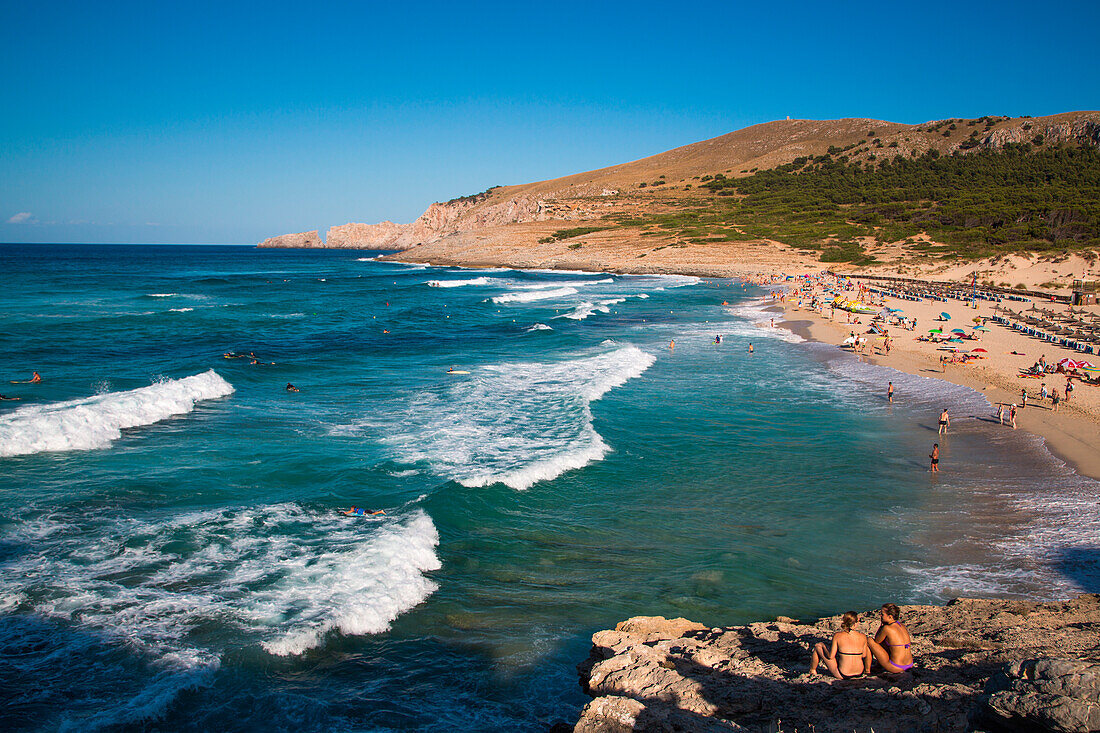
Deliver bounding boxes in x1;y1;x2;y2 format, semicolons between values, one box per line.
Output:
258;230;324;248
572;595;1100;733
312;194;593;250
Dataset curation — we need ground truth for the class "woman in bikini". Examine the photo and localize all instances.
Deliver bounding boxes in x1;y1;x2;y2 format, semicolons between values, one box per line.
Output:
809;611;871;679
868;603;915;672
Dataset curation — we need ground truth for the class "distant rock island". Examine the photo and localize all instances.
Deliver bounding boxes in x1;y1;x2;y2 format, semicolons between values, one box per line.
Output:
569;595;1100;732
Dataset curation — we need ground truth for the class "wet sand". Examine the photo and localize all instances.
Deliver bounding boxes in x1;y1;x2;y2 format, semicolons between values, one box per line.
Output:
777;295;1100;482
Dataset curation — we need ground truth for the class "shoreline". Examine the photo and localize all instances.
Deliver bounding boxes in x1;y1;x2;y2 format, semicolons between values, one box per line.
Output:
774;298;1100;483
391;251;1100;482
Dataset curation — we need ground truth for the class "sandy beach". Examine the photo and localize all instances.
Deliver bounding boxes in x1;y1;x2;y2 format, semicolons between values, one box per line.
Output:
771;276;1100;481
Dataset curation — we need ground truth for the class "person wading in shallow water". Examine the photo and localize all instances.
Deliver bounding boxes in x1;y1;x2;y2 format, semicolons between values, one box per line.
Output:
887;382;894;404
929;443;940;473
938;408;950;435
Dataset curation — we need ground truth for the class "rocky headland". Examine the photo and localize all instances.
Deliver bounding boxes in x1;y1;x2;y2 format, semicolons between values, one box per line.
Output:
257;229;324;248
256;111;1100;264
571;595;1100;733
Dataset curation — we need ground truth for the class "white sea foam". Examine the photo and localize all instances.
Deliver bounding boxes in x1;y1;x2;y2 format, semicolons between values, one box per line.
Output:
168;307;194;313
511;278;614;290
0;505;440;664
559;297;627;321
526;323;553;332
725;301;806;343
364;345;655;489
491;287;579;304
146;293;178;298
427;277;493;288
355;256;378;261
0;370;235;458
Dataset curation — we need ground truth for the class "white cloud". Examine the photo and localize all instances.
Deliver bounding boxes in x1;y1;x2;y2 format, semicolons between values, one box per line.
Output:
7;212;34;224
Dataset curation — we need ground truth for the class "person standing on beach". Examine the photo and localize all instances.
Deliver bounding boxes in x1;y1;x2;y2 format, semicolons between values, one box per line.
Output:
1010;403;1018;429
1040;383;1048;401
996;403;1004;425
1066;379;1074;402
1051;389;1061;412
888;382;894;404
929;443;940;473
1020;388;1028;410
938;408;950;434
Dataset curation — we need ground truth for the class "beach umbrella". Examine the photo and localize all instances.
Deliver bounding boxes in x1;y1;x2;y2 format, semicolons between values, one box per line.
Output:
1058;358;1096;369
973;348;988;352
929;328;943;333
974;326;989;331
940;312;951;320
951;328;966;333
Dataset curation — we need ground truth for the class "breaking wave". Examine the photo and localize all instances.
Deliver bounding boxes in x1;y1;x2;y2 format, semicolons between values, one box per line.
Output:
0;505;440;662
427;277;493;288
0;370;235;458
491;287;579;304
367;345;655;489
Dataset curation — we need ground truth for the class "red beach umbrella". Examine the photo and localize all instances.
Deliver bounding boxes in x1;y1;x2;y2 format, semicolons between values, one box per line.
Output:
973;348;988;353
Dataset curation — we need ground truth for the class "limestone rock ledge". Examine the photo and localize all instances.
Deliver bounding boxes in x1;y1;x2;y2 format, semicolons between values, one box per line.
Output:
258;230;324;248
573;595;1100;733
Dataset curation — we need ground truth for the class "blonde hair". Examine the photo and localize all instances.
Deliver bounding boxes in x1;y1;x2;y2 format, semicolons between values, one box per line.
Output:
841;611;859;630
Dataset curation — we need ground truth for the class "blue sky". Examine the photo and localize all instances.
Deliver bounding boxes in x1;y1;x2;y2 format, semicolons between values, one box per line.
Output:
2;1;1098;244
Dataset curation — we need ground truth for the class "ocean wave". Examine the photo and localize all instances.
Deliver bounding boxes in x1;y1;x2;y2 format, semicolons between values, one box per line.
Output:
491;287;578;304
427;277;493;288
525;323;553;332
0;504;440;664
145;293;178;298
0;370;235;458
168;307;194;313
559;297;626;321
372;345;655;489
511;278;615;290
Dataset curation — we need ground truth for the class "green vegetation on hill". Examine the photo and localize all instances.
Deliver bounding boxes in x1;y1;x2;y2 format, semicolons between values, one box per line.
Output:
444;186;499;206
538;226;609;243
616;144;1100;262
693;144;1100;259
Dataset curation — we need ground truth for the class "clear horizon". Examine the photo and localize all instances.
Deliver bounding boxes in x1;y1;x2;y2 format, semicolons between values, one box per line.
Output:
3;0;1098;245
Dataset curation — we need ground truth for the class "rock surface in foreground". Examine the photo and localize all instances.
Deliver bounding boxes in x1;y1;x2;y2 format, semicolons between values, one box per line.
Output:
574;595;1100;732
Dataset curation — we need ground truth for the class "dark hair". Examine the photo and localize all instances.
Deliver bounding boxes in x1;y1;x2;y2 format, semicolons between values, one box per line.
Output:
882;603;901;620
841;611;859;630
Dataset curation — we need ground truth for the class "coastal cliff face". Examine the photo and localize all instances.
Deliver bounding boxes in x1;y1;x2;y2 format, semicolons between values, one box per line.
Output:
258;230;324;248
572;595;1100;733
316;195;592;250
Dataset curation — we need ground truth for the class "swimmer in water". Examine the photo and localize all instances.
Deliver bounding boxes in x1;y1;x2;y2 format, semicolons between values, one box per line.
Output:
748;343;754;353
286;383;299;392
714;335;722;345
0;394;21;401
342;507;385;516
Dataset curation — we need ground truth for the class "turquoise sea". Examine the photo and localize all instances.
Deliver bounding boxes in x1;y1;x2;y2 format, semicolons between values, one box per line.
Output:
0;244;1096;731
